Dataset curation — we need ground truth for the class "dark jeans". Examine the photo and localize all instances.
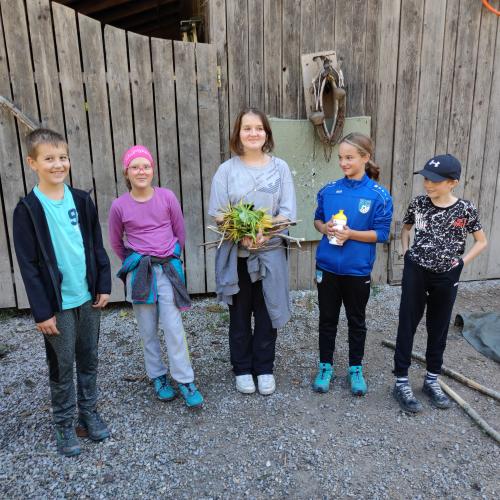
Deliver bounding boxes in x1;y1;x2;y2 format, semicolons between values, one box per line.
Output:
228;258;277;375
43;301;101;426
317;268;371;366
393;254;463;377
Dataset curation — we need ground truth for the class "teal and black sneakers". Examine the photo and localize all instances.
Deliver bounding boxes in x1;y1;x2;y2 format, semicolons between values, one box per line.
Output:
312;362;334;393
178;382;204;408
153;374;177;401
55;425;80;457
348;365;367;396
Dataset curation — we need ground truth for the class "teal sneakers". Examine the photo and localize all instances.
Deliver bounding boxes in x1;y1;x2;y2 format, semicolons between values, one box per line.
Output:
178;382;204;408
312;362;334;393
153;374;177;401
348;365;367;396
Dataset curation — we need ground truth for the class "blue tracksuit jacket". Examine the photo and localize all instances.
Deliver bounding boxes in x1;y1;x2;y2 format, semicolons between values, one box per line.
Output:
314;174;393;276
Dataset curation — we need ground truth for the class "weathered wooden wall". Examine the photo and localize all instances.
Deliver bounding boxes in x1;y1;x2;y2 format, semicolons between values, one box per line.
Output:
209;0;500;286
0;0;220;308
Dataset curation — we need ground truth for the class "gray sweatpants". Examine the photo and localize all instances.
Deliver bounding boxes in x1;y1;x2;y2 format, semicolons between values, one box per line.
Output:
43;300;101;426
130;265;194;383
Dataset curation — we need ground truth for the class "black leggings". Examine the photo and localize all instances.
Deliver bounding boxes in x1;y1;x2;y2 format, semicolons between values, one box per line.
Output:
317;268;371;366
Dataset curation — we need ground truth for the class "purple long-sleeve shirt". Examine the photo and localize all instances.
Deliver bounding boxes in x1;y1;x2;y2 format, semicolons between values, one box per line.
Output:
108;187;185;261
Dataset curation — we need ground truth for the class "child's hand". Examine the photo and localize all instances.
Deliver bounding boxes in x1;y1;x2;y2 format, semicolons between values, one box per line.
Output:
240;236;254;248
325;221;335;238
93;294;110;308
332;224;350;243
36;316;59;336
254;230;270;247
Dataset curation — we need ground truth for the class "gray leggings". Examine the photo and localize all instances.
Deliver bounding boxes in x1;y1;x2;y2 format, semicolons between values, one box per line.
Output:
43;301;101;426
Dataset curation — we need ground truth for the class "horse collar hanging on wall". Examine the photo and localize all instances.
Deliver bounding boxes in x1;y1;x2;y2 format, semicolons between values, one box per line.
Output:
308;54;346;161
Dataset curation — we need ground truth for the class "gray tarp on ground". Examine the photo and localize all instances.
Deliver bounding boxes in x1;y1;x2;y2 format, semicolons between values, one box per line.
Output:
454;313;500;363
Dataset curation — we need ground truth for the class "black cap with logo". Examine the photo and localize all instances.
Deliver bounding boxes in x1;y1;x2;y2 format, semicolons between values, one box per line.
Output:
414;154;462;182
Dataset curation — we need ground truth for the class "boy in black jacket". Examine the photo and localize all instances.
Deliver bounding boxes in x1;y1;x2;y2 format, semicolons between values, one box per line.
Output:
13;129;111;456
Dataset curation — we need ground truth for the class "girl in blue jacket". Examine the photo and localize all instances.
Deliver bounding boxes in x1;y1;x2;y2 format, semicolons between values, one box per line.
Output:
312;133;393;396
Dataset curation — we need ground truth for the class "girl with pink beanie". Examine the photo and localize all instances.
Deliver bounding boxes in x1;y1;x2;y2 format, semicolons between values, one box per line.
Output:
108;145;203;408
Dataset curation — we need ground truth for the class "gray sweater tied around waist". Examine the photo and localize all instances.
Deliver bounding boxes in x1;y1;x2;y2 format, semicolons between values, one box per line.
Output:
215;239;291;329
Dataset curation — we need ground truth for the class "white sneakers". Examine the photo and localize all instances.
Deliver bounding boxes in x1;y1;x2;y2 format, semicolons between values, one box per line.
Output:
235;374;256;394
257;374;276;395
235;374;276;395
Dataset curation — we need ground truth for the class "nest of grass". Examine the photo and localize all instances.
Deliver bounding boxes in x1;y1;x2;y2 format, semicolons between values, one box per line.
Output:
204;201;304;250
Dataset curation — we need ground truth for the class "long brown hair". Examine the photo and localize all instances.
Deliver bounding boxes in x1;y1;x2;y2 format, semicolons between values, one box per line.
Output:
229;107;274;155
340;132;380;181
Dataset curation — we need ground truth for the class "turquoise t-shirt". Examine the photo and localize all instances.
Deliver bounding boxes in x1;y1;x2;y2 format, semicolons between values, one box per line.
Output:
34;184;91;309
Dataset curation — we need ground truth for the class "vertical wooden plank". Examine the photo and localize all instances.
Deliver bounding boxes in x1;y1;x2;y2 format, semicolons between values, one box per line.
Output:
308;241;318;290
411;0;447;199
288;247;298;290
463;4;498;281
151;38;181;199
227;0;248;131
282;0;301;119
483;8;500;278
389;0;424;283
297;242;312;289
0;0;40;307
52;2;93;192
128;31;158;186
335;0;366;116
196;43;220;292
263;0;281;116
364;0;380;135
299;0;315;118
446;0;482;199
435;0;460;154
26;0;65;132
0;0;39;190
208;0;230;160
0;14;18;307
248;0;264;110
173;41;205;293
374;0;401;284
104;25;134;196
79;13;124;301
314;0;335;52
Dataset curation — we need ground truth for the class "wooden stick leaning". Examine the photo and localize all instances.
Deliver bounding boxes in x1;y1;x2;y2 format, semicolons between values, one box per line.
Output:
381;339;500;402
437;379;500;444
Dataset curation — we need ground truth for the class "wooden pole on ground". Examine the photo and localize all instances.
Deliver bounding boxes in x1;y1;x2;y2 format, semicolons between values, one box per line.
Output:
381;339;500;402
437;379;500;444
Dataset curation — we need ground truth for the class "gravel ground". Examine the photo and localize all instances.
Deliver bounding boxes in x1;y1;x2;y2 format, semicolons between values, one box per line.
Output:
1;280;499;499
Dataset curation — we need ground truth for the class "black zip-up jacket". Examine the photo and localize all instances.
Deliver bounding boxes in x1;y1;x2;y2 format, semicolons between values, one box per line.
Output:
13;187;111;323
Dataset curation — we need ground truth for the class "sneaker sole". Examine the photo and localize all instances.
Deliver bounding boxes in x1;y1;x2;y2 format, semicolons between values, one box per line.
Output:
312;384;329;393
58;446;81;457
258;386;276;396
183;400;203;408
157;394;177;402
351;389;367;397
236;385;256;394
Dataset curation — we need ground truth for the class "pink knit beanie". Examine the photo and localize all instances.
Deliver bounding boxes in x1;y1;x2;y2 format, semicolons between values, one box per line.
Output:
122;145;154;171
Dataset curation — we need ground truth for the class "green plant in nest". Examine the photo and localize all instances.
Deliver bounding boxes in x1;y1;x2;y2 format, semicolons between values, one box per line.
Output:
219;201;273;242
